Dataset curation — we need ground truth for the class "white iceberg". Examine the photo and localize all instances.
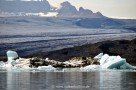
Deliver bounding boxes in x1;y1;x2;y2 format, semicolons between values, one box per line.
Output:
1;51;135;71
0;50;19;69
37;65;56;71
81;53;135;71
94;53;104;59
96;53;135;69
0;61;6;68
13;58;30;69
0;50;30;69
0;50;56;71
7;50;18;65
80;65;101;71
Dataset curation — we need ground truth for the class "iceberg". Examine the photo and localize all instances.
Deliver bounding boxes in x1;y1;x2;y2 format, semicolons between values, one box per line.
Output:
0;61;6;68
0;50;19;69
37;65;56;71
94;53;104;59
7;50;19;65
80;65;101;71
80;53;135;70
1;50;135;71
96;53;135;69
0;50;56;71
4;50;31;69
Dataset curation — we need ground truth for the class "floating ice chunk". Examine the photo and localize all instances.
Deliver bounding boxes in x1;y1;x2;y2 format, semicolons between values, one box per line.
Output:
5;63;13;69
102;57;126;69
96;53;135;69
14;58;30;69
99;54;109;65
94;53;104;59
0;61;13;69
0;61;6;68
7;50;19;64
44;58;50;62
6;51;31;69
46;58;49;61
80;65;101;71
120;63;135;69
37;65;56;71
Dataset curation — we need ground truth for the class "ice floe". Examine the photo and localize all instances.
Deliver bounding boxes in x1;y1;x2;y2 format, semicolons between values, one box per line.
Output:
37;65;56;71
80;65;101;71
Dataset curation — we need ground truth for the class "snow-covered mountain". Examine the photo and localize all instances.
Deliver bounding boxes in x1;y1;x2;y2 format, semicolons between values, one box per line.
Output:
57;1;78;17
78;7;103;18
57;1;104;18
0;0;135;30
0;0;104;18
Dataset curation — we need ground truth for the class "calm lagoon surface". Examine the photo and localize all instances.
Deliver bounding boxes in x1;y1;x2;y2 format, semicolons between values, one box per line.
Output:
0;70;136;90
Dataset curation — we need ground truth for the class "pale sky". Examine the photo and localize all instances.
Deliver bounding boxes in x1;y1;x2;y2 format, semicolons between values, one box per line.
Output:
48;0;136;19
4;0;136;19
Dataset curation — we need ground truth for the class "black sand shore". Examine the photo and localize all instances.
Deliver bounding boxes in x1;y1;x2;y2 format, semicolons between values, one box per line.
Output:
0;38;136;65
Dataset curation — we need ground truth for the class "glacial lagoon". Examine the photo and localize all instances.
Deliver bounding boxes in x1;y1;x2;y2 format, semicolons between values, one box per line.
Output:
0;17;136;90
0;69;136;90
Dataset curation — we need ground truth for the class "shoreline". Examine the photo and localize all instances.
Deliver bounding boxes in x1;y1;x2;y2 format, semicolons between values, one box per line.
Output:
24;38;136;65
0;38;136;65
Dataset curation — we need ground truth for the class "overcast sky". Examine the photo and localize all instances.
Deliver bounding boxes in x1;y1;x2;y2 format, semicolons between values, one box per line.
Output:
4;0;136;19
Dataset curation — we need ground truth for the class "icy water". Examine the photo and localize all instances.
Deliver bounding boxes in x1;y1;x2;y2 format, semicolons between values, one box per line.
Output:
0;70;136;90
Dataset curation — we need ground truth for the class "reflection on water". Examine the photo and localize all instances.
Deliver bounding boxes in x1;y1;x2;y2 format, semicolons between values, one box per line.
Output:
0;71;136;90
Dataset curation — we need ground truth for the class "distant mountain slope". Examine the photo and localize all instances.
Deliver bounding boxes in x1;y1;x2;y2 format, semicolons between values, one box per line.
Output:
75;18;124;28
75;18;136;29
0;16;136;31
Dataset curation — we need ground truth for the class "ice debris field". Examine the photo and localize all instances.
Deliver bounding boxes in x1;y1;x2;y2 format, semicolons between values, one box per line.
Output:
0;50;135;72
